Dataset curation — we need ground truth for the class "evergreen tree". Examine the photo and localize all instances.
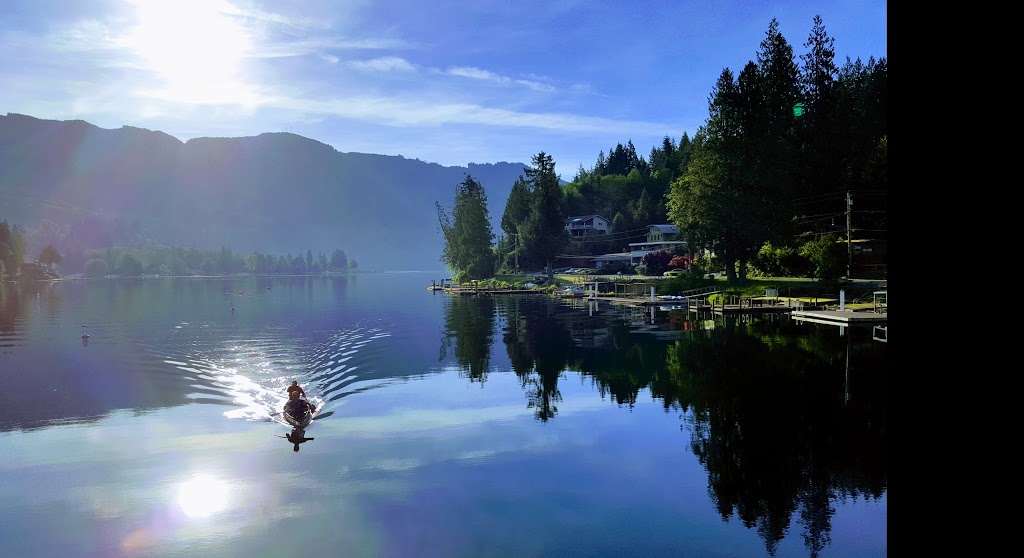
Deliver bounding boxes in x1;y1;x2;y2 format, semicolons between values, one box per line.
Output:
38;244;62;269
798;15;842;204
437;175;495;281
329;249;348;271
0;221;26;278
501;177;532;239
519;152;565;279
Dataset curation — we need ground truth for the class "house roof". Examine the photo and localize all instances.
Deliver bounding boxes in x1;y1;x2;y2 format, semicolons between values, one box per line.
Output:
593;252;631;261
648;224;680;233
627;241;688;248
566;214;608;223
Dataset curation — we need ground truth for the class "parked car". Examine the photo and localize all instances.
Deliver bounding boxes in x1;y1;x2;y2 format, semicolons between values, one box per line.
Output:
663;269;684;277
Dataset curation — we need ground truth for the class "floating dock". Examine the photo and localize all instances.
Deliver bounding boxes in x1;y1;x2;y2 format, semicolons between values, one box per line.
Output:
790;309;887;326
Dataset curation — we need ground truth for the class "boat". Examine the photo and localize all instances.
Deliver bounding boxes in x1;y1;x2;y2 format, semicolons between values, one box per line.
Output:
559;286;586;298
282;398;316;429
283;406;312;428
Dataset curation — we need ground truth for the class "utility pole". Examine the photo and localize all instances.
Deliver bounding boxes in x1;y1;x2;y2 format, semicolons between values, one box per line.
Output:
846;191;852;278
513;233;519;273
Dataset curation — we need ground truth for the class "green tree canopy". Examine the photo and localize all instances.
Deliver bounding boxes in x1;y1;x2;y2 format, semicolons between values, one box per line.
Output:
500;176;531;238
0;220;27;279
437;175;495;282
519;152;565;278
38;244;62;268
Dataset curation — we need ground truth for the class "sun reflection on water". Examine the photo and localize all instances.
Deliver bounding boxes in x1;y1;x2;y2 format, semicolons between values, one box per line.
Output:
177;474;230;518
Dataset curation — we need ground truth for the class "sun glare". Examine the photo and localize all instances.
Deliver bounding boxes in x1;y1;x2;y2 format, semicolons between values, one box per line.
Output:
125;0;251;103
177;474;230;518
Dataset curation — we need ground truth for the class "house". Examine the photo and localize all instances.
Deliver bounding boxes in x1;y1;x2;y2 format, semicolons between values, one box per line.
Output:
564;215;611;237
593;253;632;268
646;224;680;242
626;241;689;265
628;225;687;265
19;262;60;281
554;255;597;270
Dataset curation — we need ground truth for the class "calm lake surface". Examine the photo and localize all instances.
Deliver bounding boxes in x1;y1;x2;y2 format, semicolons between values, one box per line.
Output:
0;272;886;558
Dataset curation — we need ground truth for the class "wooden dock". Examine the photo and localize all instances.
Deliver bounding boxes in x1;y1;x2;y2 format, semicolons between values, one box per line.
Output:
790;309;887;326
687;294;804;315
435;286;540;296
430;283;887;329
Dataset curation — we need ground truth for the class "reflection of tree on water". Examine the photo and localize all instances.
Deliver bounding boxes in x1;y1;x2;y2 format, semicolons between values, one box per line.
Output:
664;315;887;557
446;296;886;557
0;282;30;335
440;295;495;383
442;295;566;421
497;297;675;419
497;297;573;421
0;280;58;333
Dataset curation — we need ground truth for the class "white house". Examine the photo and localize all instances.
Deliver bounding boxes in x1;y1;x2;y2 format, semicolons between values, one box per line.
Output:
626;242;689;265
627;225;687;265
646;224;680;242
564;215;611;237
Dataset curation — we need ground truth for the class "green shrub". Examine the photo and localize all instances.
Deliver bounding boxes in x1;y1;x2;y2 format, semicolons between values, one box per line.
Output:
799;234;845;286
659;273;715;294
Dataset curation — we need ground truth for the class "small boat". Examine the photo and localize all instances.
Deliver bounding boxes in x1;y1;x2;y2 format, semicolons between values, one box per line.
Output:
559;286;585;298
283;406;313;429
282;397;317;428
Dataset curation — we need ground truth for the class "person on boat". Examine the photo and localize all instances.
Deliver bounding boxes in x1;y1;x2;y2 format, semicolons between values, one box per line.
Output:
287;381;306;398
283;390;315;416
283;429;314;452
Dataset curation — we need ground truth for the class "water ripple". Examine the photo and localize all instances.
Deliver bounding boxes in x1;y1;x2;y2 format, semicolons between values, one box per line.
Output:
141;325;392;425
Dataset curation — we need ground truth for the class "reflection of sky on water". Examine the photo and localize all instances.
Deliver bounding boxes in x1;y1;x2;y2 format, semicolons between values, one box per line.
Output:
0;275;886;556
0;370;885;558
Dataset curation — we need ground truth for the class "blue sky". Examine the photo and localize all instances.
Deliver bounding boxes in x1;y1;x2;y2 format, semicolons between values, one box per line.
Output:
0;0;886;175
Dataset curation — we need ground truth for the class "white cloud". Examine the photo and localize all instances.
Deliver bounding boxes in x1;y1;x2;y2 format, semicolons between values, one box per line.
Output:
268;93;672;136
445;66;555;92
251;37;410;59
347;56;417;72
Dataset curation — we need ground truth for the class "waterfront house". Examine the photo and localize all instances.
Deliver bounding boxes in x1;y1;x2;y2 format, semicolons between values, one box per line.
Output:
646;224;680;242
564;215;611;237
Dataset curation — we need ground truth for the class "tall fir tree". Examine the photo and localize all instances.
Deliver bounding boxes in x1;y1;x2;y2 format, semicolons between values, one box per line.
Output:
520;152;565;279
437;175;495;281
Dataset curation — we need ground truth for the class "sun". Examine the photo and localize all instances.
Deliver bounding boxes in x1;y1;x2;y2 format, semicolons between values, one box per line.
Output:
124;0;252;103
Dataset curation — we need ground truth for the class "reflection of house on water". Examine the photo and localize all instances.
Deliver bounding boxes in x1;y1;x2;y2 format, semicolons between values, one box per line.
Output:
557;298;611;349
611;301;689;340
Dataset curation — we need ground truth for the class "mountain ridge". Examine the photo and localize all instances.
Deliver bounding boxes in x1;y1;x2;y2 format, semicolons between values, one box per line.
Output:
0;112;531;271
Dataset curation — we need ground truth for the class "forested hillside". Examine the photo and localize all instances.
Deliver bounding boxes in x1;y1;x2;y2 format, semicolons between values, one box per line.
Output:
0;113;528;272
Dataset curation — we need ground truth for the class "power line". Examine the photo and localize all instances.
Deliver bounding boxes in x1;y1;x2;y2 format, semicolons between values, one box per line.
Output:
793;192;844;204
568;233;651;244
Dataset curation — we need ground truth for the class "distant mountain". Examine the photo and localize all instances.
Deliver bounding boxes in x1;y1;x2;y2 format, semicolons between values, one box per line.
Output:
0;113;530;271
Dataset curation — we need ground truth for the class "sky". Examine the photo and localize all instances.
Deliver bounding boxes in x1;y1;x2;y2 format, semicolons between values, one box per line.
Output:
0;0;886;176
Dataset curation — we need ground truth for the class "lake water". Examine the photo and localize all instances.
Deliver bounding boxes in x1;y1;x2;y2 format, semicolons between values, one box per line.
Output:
0;272;886;558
